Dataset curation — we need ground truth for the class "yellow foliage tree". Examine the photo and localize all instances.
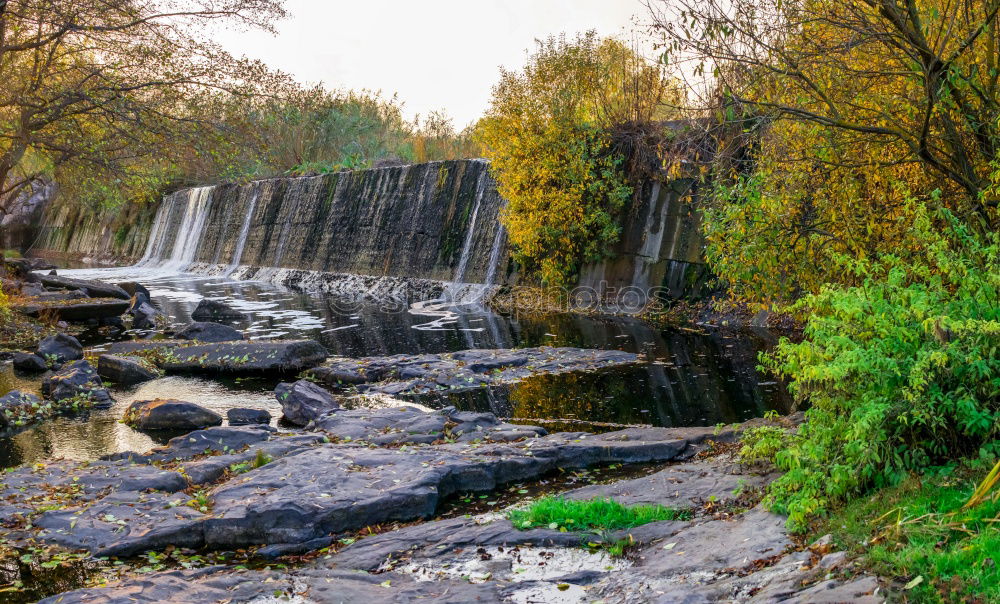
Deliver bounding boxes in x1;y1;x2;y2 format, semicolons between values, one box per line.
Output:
477;33;680;287
649;0;1000;302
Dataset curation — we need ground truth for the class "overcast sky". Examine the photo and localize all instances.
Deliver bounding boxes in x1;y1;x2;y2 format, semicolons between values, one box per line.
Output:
215;0;649;128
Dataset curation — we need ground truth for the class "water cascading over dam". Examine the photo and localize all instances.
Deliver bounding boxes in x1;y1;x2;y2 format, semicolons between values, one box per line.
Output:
26;158;709;304
135;160;510;301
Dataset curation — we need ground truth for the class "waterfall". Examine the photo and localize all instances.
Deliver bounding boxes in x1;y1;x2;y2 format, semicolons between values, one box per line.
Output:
223;190;259;277
160;187;213;272
136;199;172;266
451;170;488;284
483;223;506;286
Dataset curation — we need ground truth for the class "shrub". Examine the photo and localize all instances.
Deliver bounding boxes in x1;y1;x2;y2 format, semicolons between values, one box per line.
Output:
761;206;1000;531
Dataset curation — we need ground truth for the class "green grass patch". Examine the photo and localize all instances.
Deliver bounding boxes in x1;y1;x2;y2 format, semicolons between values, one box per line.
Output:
818;460;1000;602
508;497;690;532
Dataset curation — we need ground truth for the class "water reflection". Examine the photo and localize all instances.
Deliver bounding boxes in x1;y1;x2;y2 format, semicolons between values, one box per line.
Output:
1;264;790;468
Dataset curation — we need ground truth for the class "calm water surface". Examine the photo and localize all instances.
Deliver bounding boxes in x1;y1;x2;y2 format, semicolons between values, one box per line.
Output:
0;266;790;468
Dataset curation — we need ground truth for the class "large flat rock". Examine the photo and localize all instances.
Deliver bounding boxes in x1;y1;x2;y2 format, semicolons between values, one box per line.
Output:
305;346;640;395
15;297;129;321
35;273;131;299
107;339;328;373
1;422;703;557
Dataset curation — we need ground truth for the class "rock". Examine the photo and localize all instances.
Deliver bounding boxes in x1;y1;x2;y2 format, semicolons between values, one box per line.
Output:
36;333;83;363
117;281;150;298
311;406;546;445
128;293;163;329
0;390;43;431
31;289;88;302
16;298;130;322
305;347;640;396
97;354;159;386
176;321;245;343
275;379;340;426
123;399;223;431
147;340;328;374
36;273;130;299
227;407;272;426
12;351;48;372
191;298;245;322
41;360;114;407
565;455;775;508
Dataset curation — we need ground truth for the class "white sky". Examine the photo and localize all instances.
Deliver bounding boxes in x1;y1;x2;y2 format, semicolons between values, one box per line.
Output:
215;0;649;128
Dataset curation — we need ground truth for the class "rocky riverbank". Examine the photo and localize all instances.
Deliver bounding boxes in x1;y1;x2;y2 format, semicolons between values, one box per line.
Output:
4;417;883;603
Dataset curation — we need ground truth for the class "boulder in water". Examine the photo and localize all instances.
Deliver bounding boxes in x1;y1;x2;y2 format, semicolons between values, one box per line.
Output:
36;333;83;363
0;391;43;430
191;298;245;323
13;352;48;372
128;293;163;330
123;399;223;431
41;360;113;407
275;379;340;426
98;354;160;386
176;322;245;343
227;407;272;426
117;281;150;298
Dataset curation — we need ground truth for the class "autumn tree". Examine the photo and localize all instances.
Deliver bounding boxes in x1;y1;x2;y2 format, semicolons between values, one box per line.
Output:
478;32;682;287
0;0;288;214
647;0;1000;301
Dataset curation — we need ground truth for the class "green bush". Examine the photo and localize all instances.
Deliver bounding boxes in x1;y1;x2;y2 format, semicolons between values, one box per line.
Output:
762;206;1000;531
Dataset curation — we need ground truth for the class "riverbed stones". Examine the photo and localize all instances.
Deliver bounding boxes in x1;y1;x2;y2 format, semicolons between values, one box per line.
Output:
123;399;223;431
226;407;271;425
36;332;83;363
97;354;160;385
175;321;245;342
274;378;340;425
0;390;42;431
12;351;47;372
305;346;641;396
41;359;113;407
191;298;245;322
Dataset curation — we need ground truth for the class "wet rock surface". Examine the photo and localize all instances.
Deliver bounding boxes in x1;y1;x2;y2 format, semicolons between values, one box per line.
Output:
35;273;130;300
191;298;246;322
36;333;83;363
123;399;224;431
23;445;884;603
313;406;548;444
306;346;640;395
175;321;245;343
107;338;329;374
12;351;47;372
275;378;341;426
0;420;703;559
227;407;272;425
15;297;131;322
97;354;160;385
41;359;114;407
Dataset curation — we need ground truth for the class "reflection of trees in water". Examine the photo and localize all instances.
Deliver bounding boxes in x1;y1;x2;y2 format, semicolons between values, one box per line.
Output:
509;371;647;426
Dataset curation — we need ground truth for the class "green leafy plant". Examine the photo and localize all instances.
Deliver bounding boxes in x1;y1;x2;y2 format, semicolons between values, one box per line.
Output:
761;206;1000;531
508;496;689;532
738;425;792;464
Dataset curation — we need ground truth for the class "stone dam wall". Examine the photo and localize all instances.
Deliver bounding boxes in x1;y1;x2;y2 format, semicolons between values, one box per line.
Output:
18;159;708;301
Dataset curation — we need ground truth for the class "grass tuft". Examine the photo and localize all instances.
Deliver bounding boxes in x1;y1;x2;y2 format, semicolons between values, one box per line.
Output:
508;496;690;532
